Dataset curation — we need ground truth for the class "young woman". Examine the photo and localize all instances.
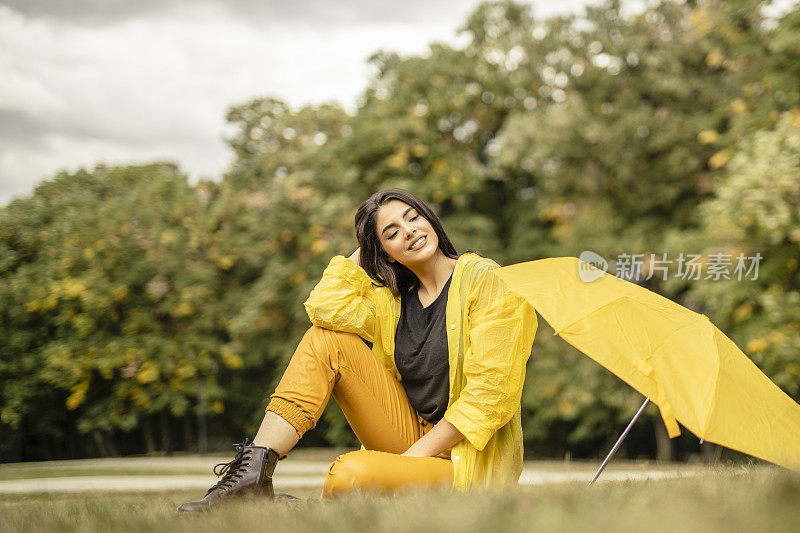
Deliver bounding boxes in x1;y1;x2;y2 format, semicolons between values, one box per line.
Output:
178;188;537;512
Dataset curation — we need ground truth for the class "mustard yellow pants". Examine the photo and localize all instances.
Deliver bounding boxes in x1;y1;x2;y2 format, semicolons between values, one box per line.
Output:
266;325;454;498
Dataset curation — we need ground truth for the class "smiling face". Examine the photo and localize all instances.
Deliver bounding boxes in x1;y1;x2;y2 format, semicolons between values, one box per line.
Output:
375;199;440;268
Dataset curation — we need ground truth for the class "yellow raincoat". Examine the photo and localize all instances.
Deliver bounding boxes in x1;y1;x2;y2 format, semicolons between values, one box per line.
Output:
304;252;538;490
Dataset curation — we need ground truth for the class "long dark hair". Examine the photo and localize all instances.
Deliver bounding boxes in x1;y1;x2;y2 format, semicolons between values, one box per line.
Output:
354;188;483;297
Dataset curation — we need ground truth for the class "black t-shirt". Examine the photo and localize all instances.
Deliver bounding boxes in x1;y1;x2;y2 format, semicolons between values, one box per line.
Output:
393;273;452;423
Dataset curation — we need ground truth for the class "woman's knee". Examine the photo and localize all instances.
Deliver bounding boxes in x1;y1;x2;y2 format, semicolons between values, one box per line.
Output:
301;325;326;345
321;450;380;498
302;325;359;352
320;450;453;499
299;326;334;360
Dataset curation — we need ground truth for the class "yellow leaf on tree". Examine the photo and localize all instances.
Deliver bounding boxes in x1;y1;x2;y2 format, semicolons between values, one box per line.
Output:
131;389;151;408
66;379;90;410
730;99;747;114
706;50;724;68
689;7;712;33
289;270;307;286
64;279;87;298
215;256;235;270
732;302;754;321
112;286;129;302
160;230;178;245
172;301;194;318
746;338;768;353
411;144;428;158
558;398;577;417
175;361;197;379
41;294;59;311
709;149;733;169
388;146;409;169
697;130;719;144
447;172;463;189
220;347;244;369
431;158;448;176
768;330;786;343
136;361;159;384
311;238;329;255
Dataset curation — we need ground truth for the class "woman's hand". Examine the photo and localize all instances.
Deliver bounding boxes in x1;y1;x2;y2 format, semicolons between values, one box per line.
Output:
348;247;361;267
401;417;464;458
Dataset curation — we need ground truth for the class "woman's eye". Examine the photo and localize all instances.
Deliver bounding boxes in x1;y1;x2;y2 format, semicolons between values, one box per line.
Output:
387;214;417;239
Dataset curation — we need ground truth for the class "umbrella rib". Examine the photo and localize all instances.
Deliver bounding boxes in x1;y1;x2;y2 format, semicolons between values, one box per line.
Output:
550;295;629;336
647;321;697;356
700;328;724;437
646;319;720;432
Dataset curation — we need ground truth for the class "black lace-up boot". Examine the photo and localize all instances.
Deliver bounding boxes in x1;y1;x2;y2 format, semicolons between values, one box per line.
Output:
178;439;285;513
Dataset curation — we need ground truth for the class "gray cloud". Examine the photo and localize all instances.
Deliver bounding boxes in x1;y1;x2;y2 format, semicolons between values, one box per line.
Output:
223;0;472;26
0;106;206;150
0;0;596;206
2;0;472;27
0;0;176;24
0;109;50;145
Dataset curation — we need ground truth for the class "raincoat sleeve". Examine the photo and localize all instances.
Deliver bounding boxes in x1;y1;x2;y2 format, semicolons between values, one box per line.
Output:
443;267;537;451
303;255;380;343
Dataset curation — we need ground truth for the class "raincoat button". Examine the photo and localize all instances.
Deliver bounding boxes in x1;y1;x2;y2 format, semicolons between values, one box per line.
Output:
450;323;455;329
453;455;460;461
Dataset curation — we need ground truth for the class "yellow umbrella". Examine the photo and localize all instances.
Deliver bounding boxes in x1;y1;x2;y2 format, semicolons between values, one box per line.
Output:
495;257;800;472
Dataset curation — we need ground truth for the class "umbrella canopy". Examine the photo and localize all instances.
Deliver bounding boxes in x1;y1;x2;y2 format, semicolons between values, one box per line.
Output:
494;257;800;471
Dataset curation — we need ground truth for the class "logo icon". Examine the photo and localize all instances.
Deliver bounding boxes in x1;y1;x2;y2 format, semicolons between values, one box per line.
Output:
578;250;608;282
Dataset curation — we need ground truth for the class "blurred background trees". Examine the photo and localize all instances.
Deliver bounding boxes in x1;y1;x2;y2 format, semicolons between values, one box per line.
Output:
1;0;798;462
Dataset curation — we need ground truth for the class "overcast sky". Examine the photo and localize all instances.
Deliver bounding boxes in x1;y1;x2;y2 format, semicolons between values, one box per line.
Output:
0;0;654;204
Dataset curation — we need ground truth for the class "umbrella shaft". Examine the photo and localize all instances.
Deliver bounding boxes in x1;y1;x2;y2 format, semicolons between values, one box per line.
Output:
587;397;651;487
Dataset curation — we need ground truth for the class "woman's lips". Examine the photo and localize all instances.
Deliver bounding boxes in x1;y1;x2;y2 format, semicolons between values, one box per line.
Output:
409;235;427;251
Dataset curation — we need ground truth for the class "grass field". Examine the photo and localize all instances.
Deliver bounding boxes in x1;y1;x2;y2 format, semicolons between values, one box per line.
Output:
1;466;798;533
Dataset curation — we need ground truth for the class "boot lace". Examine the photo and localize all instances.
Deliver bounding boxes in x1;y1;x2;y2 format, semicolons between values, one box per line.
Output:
205;439;254;495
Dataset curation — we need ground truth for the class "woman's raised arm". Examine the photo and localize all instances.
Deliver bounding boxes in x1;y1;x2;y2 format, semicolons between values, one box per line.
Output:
303;248;381;343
